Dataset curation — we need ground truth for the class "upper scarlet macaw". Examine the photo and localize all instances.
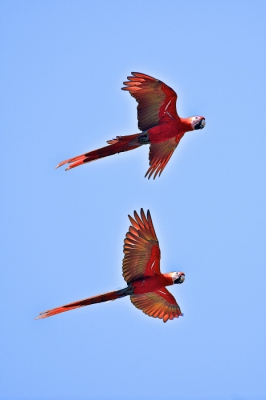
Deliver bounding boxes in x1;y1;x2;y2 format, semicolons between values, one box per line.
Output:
56;72;205;179
36;209;185;323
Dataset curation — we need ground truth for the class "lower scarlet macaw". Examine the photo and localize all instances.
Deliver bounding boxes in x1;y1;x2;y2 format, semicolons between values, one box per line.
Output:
56;72;205;179
36;209;185;323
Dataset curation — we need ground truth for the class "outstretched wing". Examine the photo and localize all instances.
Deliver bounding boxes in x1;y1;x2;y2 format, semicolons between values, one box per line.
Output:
122;72;179;131
122;209;161;284
130;288;182;323
145;137;179;179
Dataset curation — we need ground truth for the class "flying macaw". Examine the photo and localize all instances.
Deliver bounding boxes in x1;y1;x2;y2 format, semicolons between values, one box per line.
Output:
56;72;205;179
36;209;185;323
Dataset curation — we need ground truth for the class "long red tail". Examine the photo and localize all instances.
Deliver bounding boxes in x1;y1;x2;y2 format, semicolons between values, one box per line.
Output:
56;134;140;171
36;287;130;319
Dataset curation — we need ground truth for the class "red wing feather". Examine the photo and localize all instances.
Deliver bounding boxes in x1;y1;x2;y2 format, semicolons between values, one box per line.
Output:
145;137;179;179
122;72;179;131
122;209;161;284
130;288;182;323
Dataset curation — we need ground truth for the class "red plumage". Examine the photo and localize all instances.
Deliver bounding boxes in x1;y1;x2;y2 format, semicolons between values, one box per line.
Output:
56;72;205;179
36;209;185;323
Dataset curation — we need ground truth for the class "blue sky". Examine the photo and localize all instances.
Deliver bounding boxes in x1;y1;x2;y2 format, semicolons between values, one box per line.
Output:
1;1;266;399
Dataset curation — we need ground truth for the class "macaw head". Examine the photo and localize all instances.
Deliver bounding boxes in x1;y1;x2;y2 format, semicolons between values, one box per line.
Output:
190;116;206;130
172;271;185;284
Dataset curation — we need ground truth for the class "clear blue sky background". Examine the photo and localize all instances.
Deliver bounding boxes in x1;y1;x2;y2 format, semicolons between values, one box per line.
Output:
1;1;266;399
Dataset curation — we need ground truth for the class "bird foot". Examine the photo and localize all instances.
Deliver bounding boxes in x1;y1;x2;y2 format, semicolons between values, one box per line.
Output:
138;131;150;144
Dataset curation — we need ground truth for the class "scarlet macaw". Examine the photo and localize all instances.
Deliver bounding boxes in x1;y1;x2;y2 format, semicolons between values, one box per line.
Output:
56;72;205;179
36;209;185;323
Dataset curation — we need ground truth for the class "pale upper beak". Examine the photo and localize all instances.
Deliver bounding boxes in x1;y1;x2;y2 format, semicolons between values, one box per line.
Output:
194;118;206;130
174;273;185;284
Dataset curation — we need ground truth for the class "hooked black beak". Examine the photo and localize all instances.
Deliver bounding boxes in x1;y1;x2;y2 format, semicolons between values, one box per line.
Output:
194;118;206;130
174;275;185;284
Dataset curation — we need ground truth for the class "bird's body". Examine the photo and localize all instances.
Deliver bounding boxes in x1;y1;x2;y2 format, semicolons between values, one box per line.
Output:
131;273;174;294
56;72;205;179
147;118;191;143
36;209;185;323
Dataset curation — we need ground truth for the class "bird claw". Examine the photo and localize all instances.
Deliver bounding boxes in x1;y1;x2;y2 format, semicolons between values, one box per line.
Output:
138;132;150;144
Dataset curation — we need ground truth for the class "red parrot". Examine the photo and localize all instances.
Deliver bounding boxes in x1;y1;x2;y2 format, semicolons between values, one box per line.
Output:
36;209;185;323
56;72;205;179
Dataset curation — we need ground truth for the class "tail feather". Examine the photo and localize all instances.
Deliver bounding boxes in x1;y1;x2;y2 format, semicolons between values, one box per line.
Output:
56;134;140;171
36;287;130;319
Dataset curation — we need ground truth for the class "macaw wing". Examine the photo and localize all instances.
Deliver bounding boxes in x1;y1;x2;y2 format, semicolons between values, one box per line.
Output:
145;137;179;179
130;288;182;323
122;72;179;131
122;209;161;284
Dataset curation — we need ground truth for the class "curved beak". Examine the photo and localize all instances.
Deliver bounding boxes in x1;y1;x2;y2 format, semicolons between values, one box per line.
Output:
194;118;206;130
174;273;185;284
